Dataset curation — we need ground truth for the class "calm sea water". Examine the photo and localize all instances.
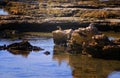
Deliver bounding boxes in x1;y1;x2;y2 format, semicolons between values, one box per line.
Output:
0;38;72;78
0;9;9;15
0;37;120;78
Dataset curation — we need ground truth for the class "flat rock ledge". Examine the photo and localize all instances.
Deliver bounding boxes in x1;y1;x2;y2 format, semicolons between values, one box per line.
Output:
0;15;120;32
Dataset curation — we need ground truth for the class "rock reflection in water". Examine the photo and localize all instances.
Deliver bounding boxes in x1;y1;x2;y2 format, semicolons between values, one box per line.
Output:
53;45;120;78
0;40;42;57
8;49;30;57
53;45;69;65
53;45;67;54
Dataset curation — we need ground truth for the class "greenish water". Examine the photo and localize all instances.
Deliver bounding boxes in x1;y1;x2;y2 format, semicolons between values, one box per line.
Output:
0;32;120;78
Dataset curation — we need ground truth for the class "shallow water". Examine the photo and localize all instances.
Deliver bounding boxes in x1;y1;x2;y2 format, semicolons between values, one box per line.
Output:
0;36;120;78
0;9;9;15
0;38;72;78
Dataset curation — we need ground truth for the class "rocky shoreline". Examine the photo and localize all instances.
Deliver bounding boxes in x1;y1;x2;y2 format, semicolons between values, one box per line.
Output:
0;15;120;32
0;0;120;32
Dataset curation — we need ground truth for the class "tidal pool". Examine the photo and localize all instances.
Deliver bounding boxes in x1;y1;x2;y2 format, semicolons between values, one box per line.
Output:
0;37;120;78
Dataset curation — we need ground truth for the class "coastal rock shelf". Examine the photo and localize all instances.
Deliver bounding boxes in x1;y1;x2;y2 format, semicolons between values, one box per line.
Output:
0;0;120;32
52;23;120;60
0;15;120;32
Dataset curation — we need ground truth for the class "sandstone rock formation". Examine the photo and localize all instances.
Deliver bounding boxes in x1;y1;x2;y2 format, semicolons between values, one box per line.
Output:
52;23;120;59
52;27;73;46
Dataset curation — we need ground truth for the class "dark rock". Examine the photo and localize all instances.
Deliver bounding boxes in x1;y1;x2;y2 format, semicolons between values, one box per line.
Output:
102;45;120;59
44;51;50;55
33;46;44;51
0;41;43;52
7;41;33;51
112;38;120;45
0;44;7;50
85;35;120;59
0;41;43;56
7;41;43;51
92;34;110;45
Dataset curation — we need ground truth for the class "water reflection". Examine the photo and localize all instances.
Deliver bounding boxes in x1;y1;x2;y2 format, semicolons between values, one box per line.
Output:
53;45;120;78
0;37;120;78
8;50;30;57
0;38;72;78
0;9;9;15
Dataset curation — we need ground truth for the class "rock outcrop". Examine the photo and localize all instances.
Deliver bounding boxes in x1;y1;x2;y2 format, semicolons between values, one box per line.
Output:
0;41;43;55
52;28;73;46
7;41;39;51
52;23;120;59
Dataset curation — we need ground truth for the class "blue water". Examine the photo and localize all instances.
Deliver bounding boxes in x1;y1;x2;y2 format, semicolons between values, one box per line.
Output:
0;37;120;78
0;38;72;78
0;9;9;15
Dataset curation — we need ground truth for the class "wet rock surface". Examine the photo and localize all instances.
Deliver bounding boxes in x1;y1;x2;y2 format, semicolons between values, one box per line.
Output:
52;23;120;60
0;41;43;54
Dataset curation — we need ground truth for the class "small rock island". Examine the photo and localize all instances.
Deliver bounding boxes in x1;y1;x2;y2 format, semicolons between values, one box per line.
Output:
0;41;44;54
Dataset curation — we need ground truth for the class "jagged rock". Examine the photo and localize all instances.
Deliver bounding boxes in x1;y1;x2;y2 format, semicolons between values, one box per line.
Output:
83;35;120;59
7;41;43;51
52;23;120;59
0;41;43;55
68;23;100;53
7;41;33;51
92;34;111;46
52;28;73;46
